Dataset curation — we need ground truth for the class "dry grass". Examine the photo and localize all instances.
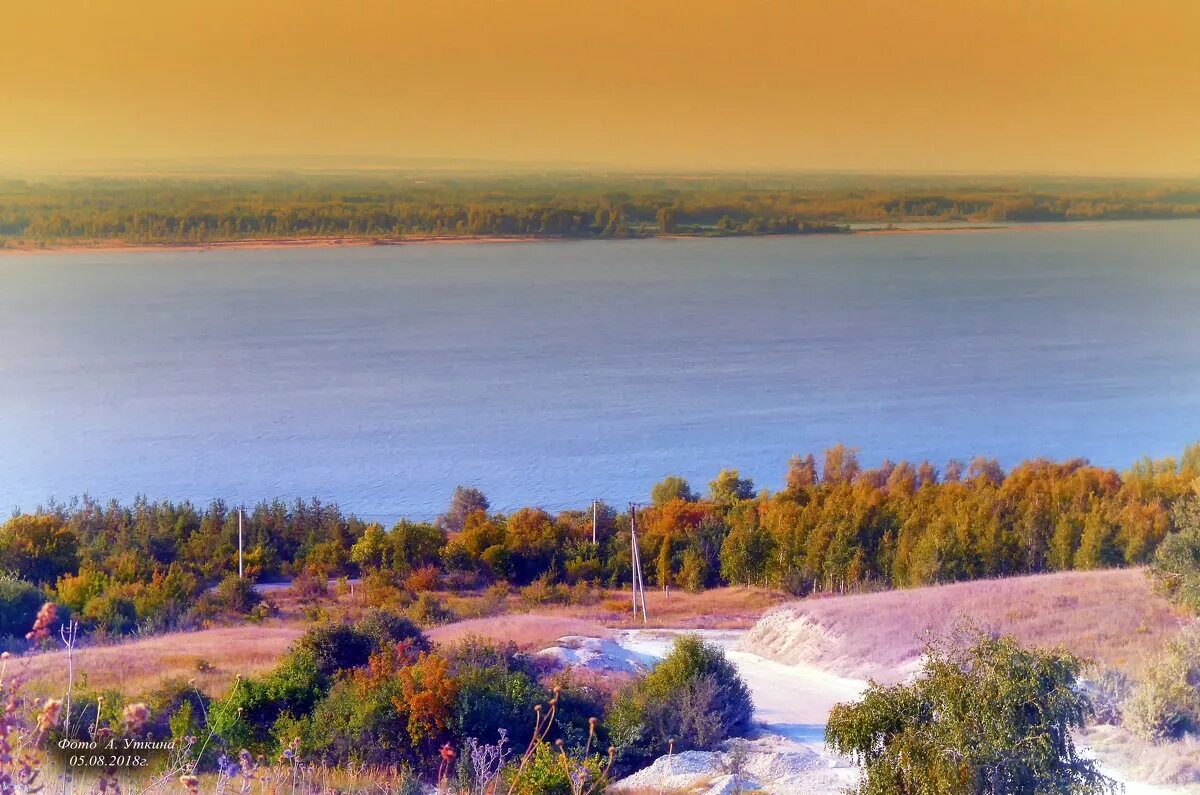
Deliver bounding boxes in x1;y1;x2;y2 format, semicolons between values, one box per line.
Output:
15;585;782;698
1083;725;1200;790
17;623;303;698
743;569;1184;683
427;614;613;650
540;586;789;630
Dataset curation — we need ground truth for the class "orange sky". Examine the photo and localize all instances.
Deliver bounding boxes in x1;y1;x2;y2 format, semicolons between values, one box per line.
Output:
3;0;1199;175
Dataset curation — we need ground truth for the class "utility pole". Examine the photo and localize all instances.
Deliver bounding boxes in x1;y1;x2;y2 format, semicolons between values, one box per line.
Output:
238;508;244;579
629;503;648;623
630;504;637;614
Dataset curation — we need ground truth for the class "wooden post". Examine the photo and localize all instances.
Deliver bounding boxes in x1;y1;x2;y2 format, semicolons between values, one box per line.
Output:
238;508;244;579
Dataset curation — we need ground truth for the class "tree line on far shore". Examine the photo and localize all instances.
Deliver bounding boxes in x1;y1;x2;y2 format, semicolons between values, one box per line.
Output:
3;173;1200;245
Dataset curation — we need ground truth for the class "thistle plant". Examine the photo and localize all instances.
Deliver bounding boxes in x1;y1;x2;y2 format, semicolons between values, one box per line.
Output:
460;730;510;795
553;717;613;795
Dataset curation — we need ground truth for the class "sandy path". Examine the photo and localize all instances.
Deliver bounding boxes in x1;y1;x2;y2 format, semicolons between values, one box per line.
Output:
615;628;864;748
612;628;1185;795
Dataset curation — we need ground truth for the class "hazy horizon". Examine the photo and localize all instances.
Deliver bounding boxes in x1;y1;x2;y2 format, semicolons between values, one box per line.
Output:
4;155;1200;183
3;1;1199;177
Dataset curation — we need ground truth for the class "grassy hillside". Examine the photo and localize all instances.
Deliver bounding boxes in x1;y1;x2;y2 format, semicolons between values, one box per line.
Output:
19;585;785;698
741;568;1182;682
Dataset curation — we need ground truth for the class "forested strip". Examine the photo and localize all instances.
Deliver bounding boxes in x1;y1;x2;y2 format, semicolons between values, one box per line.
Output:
3;443;1197;639
2;173;1199;244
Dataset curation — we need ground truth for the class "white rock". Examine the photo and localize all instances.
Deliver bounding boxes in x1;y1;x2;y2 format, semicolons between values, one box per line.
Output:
535;635;654;675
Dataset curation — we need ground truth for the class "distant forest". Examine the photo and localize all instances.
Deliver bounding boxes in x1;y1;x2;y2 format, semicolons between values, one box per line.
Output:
3;172;1200;245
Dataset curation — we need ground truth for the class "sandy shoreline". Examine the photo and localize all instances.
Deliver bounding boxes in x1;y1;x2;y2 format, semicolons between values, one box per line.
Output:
0;234;549;257
0;221;1102;256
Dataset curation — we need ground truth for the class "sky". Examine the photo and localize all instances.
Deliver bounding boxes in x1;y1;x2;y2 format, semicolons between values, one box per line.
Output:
3;0;1199;176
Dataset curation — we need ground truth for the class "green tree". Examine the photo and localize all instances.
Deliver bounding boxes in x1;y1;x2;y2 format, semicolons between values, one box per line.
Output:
651;475;696;506
656;537;672;589
441;485;489;533
0;573;53;639
719;512;772;586
708;469;754;506
826;628;1113;794
0;513;79;584
349;522;389;571
678;548;709;593
390;520;446;572
504;508;561;584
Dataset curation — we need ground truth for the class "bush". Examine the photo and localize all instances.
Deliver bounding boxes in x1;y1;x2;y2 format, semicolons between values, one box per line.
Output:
301;672;412;765
356;607;431;655
825;628;1112;794
210;648;325;755
608;635;752;768
1081;665;1132;726
82;591;138;635
1149;496;1200;612
0;574;51;639
290;569;329;602
293;622;378;677
1125;622;1200;741
452;666;545;748
362;569;409;608
408;592;455;627
503;740;610;795
403;564;442;593
191;573;262;622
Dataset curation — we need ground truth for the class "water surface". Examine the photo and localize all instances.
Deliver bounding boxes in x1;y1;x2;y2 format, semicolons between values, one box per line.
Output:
2;222;1198;520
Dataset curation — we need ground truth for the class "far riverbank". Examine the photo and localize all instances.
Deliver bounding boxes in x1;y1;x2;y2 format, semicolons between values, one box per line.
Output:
0;219;1132;256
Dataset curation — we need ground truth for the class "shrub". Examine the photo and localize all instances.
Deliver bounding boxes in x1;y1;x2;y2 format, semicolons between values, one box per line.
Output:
452;663;546;748
301;643;460;766
0;574;51;639
293;622;378;676
210;648;325;755
1149;495;1200;612
403;564;442;593
146;678;209;741
1081;665;1132;726
519;578;565;607
362;569;408;608
503;740;609;795
356;607;431;655
290;569;329;602
191;573;262;623
608;635;752;767
825;628;1113;794
446;637;546;746
1125;622;1200;741
82;591;138;635
460;582;510;619
567;582;600;606
302;670;412;765
408;592;455;627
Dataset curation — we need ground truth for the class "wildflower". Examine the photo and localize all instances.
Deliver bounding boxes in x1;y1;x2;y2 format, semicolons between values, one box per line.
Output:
439;743;455;764
217;753;240;778
25;603;57;644
122;702;150;732
37;699;63;732
179;774;200;794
